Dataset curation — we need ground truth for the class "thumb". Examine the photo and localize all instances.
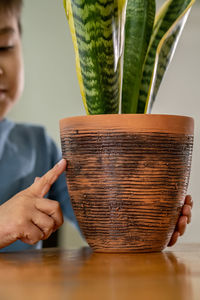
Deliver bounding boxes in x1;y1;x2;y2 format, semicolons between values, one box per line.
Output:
29;159;67;197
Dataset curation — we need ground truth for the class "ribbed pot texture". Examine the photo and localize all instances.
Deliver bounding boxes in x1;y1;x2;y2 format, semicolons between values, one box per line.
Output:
60;114;194;252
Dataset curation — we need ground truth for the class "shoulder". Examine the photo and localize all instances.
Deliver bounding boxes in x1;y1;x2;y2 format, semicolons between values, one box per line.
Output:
10;122;54;149
12;122;47;140
10;122;61;164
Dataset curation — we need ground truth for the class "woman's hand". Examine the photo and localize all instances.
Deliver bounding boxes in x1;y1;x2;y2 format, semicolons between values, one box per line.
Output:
0;159;66;249
167;195;193;247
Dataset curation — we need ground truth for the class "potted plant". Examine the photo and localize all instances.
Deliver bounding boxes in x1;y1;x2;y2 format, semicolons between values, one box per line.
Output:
60;0;195;252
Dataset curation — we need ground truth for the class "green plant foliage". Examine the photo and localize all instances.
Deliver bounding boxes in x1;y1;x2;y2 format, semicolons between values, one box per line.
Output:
64;0;195;115
122;0;155;113
64;0;127;115
138;0;195;113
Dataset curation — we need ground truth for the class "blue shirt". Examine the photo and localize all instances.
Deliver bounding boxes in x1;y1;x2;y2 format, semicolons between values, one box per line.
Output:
0;119;77;252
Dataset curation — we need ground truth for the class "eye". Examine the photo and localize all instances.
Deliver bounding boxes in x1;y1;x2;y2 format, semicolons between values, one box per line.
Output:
0;45;14;52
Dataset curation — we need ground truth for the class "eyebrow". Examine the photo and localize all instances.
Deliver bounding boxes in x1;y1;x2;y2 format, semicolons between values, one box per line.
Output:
0;27;15;36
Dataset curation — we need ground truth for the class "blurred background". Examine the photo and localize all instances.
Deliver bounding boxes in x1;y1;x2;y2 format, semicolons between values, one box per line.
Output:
8;0;200;248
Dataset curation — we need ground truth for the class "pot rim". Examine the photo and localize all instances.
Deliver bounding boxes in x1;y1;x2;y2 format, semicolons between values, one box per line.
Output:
60;114;194;135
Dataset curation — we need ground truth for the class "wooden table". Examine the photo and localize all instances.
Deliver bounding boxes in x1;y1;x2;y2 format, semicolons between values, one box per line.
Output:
0;244;199;300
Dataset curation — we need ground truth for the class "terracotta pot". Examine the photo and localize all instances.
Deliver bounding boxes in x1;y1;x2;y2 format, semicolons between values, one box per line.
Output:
60;114;194;252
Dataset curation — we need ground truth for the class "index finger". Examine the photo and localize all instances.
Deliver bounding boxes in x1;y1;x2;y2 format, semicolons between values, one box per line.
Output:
30;159;67;197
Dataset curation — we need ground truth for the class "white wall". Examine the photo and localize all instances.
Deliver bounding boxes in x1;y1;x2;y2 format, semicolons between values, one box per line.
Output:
8;1;200;247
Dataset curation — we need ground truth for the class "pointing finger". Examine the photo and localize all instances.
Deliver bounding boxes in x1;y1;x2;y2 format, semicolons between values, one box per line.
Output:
30;159;67;197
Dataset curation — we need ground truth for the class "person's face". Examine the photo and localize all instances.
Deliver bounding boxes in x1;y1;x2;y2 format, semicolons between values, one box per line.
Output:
0;10;24;120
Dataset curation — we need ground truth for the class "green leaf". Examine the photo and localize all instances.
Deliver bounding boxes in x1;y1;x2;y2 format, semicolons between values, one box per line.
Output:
64;0;127;115
137;0;195;114
122;0;155;114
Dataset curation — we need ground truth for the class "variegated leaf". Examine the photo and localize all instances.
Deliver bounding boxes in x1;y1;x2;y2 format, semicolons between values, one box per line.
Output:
137;0;195;114
63;0;127;115
122;0;155;113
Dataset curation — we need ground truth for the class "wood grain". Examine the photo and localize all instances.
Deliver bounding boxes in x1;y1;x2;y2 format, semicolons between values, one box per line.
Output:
0;244;199;300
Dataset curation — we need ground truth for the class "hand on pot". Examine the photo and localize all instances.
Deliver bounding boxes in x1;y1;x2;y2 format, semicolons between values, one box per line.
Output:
167;195;193;247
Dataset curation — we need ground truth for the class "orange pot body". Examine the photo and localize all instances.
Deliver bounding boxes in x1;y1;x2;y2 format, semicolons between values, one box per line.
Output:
60;114;194;252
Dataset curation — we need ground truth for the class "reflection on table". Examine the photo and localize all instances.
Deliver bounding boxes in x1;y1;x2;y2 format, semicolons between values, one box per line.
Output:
0;244;199;300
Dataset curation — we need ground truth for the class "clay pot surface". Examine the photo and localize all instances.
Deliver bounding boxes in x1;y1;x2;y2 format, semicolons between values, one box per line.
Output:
60;114;194;252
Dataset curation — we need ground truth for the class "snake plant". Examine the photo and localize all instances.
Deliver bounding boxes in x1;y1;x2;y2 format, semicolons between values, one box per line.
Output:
63;0;195;115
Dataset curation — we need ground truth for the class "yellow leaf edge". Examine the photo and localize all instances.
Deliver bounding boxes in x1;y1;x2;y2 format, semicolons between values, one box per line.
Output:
63;0;89;115
144;0;195;114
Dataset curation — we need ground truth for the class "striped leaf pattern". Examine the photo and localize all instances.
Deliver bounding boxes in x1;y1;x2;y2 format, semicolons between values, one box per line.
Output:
122;0;155;114
137;0;195;113
64;0;195;115
64;0;127;115
146;7;193;113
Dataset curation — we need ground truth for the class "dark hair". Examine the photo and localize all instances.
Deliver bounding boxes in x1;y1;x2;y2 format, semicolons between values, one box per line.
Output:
0;0;23;34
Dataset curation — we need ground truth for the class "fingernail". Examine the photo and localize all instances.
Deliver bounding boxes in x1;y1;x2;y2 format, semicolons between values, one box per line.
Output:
57;159;66;167
34;177;40;183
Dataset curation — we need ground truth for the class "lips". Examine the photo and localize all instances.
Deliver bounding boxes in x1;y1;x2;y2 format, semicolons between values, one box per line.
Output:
0;89;7;101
